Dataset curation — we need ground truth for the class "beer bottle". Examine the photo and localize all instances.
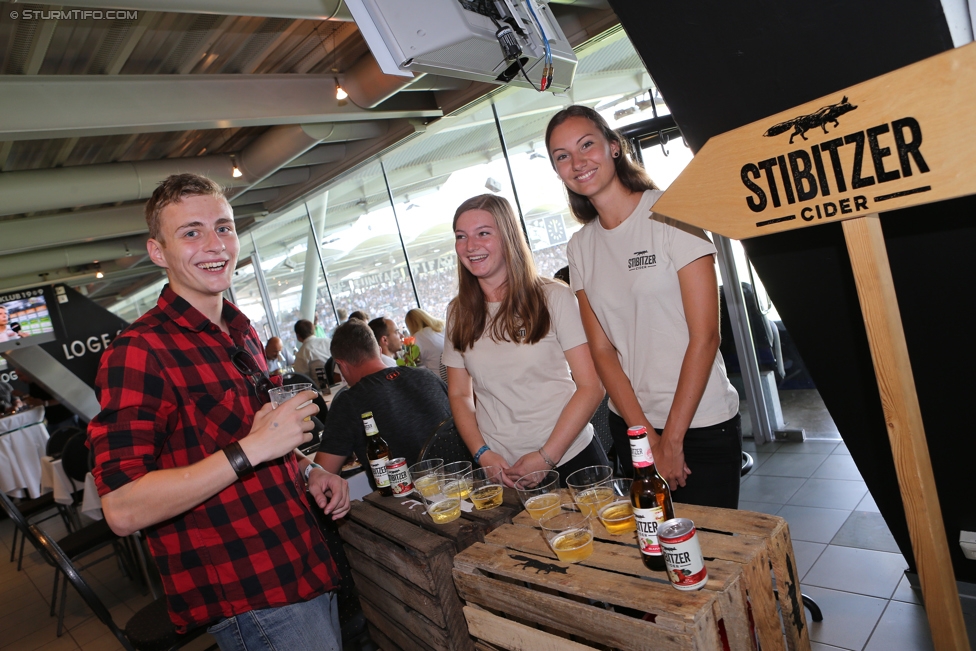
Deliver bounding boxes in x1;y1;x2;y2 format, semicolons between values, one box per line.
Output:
363;412;392;496
629;425;674;571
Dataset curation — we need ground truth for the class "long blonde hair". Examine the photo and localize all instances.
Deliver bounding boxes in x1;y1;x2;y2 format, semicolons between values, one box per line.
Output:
447;194;552;352
405;308;444;334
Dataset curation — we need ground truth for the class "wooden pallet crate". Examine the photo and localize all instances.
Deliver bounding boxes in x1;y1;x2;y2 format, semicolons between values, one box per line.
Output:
339;491;518;651
452;492;811;651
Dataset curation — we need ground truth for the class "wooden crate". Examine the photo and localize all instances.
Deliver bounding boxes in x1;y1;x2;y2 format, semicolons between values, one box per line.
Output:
452;492;811;651
339;491;519;651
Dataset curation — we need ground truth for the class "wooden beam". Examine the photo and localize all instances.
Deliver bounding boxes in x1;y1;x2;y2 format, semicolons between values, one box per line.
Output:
842;214;969;651
103;12;155;75
23;9;59;74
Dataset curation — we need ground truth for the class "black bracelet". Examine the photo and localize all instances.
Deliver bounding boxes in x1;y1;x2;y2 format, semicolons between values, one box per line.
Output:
224;442;253;478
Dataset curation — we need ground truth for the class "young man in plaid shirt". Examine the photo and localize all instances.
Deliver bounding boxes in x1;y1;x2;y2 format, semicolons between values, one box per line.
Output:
89;173;349;651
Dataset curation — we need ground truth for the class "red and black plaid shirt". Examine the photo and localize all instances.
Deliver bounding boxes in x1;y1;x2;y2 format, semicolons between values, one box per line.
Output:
89;285;339;632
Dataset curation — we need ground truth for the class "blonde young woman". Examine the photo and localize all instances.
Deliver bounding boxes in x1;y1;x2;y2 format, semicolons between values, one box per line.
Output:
443;194;607;487
404;308;447;379
546;105;741;509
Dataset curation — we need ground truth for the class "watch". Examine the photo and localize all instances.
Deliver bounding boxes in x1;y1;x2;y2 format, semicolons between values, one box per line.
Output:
303;462;323;483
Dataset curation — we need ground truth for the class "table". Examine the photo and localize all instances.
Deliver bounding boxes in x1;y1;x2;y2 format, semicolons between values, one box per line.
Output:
0;406;49;498
39;456;103;521
453;491;812;651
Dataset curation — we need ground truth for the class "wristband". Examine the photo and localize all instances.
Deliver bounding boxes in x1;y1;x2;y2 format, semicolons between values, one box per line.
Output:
303;462;323;483
538;447;557;469
224;442;253;478
473;445;490;465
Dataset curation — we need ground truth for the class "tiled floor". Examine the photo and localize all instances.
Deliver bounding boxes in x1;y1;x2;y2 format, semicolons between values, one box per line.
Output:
0;517;216;651
741;434;937;651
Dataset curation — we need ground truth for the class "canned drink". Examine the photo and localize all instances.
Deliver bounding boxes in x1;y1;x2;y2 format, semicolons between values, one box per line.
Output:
386;458;414;497
659;518;708;591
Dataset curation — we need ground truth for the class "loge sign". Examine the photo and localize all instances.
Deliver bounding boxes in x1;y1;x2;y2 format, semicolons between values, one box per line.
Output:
653;41;976;239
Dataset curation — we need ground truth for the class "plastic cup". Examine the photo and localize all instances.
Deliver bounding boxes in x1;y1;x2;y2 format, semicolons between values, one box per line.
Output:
441;461;473;500
409;459;444;499
514;470;561;520
540;510;594;563
465;466;504;510
597;479;636;535
268;383;314;408
419;477;462;525
566;465;614;517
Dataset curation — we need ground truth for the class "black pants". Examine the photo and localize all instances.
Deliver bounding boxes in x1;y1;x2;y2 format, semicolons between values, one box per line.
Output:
555;436;611;489
608;411;741;509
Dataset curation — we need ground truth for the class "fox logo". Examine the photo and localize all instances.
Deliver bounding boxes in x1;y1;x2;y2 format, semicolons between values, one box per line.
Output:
764;96;858;144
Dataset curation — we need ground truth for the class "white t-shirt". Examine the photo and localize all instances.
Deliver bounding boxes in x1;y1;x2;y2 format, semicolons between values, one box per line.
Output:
380;354;398;368
567;190;739;429
293;336;331;376
442;282;594;466
412;327;445;373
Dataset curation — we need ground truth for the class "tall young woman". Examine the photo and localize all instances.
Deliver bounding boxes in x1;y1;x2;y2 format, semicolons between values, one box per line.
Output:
443;194;608;487
545;106;741;508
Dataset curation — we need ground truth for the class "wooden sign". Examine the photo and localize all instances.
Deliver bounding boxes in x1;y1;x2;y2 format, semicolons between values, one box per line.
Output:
652;43;974;651
653;41;976;240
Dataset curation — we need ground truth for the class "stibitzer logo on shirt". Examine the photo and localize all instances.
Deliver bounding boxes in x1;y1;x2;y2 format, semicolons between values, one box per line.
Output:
628;250;657;271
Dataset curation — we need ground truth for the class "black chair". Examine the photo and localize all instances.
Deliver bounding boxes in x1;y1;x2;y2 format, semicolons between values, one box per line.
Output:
46;425;83;460
29;524;211;651
418;417;473;465
1;490;66;569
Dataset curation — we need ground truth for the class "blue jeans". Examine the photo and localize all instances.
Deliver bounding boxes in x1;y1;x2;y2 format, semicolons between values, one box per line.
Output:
207;592;340;651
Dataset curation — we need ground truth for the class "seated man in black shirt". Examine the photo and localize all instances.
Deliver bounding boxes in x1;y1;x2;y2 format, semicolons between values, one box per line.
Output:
314;320;451;483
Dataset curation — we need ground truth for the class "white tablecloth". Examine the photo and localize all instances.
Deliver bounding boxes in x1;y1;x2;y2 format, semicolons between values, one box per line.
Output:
0;406;49;498
39;456;103;520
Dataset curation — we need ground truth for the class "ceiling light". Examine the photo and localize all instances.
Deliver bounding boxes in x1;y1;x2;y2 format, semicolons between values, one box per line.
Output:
335;79;348;101
230;154;243;178
94;262;104;279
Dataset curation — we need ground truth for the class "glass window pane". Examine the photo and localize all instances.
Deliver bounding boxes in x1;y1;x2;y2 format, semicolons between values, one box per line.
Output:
232;260;273;342
312;161;416;329
382;103;519;322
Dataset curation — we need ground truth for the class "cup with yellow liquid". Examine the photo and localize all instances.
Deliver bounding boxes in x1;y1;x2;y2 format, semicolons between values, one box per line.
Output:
566;465;614;517
409;459;444;499
465;466;504;510
419;477;462;525
441;461;473;500
514;470;561;520
596;478;637;535
540;509;594;564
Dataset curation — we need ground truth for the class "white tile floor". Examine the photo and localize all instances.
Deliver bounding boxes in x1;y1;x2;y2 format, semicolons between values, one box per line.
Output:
742;437;937;651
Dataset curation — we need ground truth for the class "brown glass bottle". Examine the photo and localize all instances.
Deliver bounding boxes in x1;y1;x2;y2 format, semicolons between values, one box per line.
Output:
363;411;392;496
629;425;674;571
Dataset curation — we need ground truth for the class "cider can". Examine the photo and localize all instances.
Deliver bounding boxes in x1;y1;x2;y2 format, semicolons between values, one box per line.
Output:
659;518;708;591
386;457;414;497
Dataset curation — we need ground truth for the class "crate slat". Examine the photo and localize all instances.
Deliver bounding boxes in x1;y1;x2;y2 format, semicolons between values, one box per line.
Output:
363;601;432;651
356;572;452;651
346;545;447;627
340;518;439;595
463;605;599;651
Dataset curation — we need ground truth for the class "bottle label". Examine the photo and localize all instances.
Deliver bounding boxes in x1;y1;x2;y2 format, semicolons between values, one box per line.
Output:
630;436;654;468
369;456;390;487
362;414;379;436
633;506;665;555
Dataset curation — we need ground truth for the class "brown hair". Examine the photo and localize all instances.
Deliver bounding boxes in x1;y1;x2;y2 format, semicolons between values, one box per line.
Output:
447;194;552;352
294;319;314;340
544;105;658;224
405;308;444;335
331;319;381;365
145;173;226;242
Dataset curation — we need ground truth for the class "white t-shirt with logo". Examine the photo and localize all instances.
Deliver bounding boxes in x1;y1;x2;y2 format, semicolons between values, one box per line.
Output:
442;282;594;466
567;190;739;429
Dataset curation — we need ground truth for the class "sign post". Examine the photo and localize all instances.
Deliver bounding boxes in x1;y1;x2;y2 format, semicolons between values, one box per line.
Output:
653;42;975;651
